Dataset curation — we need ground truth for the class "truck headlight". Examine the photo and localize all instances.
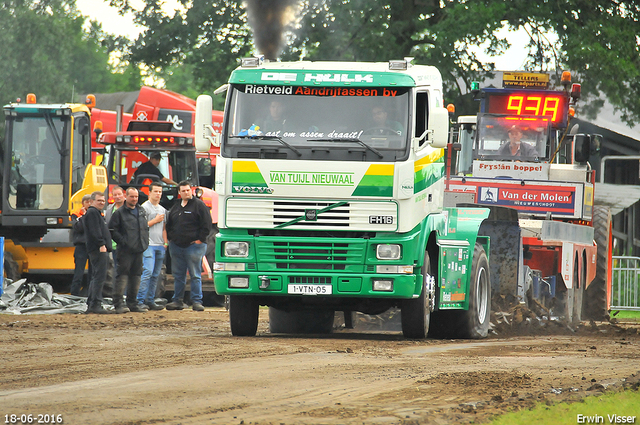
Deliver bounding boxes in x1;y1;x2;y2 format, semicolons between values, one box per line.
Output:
376;244;401;260
229;276;249;288
224;241;249;257
372;279;394;292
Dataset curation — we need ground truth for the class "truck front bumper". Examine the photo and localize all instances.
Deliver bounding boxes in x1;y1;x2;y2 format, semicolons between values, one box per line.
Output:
214;270;419;299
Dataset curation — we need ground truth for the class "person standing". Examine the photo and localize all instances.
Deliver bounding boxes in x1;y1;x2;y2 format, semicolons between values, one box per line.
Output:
70;194;92;296
105;186;126;223
108;187;149;314
136;182;167;310
84;191;114;314
165;181;212;311
104;186;125;294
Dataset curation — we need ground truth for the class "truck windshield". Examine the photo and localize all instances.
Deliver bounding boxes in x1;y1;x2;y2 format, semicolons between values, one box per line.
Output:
223;84;411;162
474;114;549;161
105;148;197;186
7;114;66;210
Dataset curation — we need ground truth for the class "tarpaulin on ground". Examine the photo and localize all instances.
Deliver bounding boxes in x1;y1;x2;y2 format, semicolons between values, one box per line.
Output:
0;279;88;315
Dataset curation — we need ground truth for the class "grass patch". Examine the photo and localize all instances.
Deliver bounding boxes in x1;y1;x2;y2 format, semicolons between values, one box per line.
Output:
487;390;640;425
611;310;640;321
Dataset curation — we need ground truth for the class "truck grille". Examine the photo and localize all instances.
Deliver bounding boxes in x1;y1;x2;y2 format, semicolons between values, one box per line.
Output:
289;276;331;284
256;239;366;271
226;199;397;231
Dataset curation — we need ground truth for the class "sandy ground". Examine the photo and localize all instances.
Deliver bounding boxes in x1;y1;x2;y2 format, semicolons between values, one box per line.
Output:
0;308;639;425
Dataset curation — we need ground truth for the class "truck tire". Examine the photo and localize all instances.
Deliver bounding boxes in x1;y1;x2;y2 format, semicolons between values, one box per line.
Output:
401;251;433;339
458;243;491;339
3;251;21;282
268;308;335;334
103;255;115;298
154;267;168;299
584;206;612;321
229;295;259;336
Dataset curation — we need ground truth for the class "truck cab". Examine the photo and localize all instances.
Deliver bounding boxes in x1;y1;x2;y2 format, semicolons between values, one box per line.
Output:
195;58;493;338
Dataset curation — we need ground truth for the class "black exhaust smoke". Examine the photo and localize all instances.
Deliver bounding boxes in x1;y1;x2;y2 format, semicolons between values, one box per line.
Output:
244;0;301;60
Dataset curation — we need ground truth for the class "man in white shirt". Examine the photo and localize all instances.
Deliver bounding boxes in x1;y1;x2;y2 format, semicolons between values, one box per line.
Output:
136;182;168;310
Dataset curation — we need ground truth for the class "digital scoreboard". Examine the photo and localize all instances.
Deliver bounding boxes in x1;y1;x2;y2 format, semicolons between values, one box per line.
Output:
481;88;569;128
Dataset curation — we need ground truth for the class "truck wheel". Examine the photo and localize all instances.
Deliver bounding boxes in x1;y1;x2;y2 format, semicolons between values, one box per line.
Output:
401;251;433;339
229;295;259;336
269;308;335;334
584;206;612;321
3;251;21;282
458;243;491;339
103;255;115;298
154;267;168;299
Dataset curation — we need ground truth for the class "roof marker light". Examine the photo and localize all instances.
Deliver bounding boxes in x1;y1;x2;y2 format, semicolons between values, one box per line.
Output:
388;60;407;70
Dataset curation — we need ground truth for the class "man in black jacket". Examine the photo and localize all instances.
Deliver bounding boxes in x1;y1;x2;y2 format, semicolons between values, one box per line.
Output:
70;194;91;296
165;181;212;311
109;187;149;313
84;191;114;314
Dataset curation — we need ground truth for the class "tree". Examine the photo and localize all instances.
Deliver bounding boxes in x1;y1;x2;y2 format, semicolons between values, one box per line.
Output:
0;0;140;117
119;0;640;124
114;0;253;110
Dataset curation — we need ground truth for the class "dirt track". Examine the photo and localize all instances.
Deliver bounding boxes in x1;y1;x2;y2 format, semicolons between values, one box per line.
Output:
0;308;639;425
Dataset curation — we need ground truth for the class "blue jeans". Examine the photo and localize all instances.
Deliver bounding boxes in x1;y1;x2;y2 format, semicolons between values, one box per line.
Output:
137;245;166;305
169;242;207;304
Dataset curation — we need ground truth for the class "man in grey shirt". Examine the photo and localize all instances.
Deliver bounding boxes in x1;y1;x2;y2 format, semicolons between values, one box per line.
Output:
136;182;168;310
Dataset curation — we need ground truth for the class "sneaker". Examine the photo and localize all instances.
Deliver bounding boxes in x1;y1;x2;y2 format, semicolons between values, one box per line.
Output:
128;304;147;313
145;302;165;311
192;303;205;312
115;305;130;314
165;300;185;310
138;303;150;310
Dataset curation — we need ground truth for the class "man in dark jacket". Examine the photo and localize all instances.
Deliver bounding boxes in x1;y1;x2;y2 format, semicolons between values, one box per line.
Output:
165;181;212;311
70;194;91;296
84;191;114;314
109;187;149;313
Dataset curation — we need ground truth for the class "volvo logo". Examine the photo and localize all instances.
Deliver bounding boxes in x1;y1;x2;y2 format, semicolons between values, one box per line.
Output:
305;209;318;221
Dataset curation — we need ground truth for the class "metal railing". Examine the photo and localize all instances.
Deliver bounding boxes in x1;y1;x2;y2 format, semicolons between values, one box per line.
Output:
611;256;640;311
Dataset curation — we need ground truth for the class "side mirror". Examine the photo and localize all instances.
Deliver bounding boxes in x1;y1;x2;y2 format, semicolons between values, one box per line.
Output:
198;157;212;176
573;134;591;163
427;107;449;148
195;95;217;152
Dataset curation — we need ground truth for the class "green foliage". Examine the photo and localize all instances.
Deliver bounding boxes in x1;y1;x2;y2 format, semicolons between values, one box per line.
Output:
0;0;140;106
119;0;640;124
488;390;640;425
123;0;252;108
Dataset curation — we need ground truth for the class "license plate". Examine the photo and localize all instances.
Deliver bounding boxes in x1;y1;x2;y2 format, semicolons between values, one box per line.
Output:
287;284;332;295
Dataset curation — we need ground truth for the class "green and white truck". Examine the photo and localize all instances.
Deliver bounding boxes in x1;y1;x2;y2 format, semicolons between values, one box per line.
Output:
195;58;492;338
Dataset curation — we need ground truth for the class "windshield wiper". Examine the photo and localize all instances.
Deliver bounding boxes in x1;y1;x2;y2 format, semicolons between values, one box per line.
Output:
308;138;383;158
230;135;301;156
44;112;65;156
